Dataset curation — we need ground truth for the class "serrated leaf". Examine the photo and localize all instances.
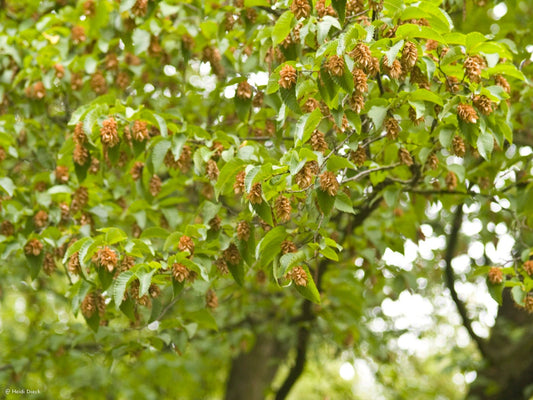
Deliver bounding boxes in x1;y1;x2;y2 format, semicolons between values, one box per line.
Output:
151;139;172;172
214;158;245;199
295;108;323;145
132;29;151;55
330;63;354;93
409;89;443;106
334;191;355;214
99;227;128;245
0;177;15;196
486;64;526;81
114;270;135;308
257;226;286;267
280;86;300;113
63;237;92;263
137;268;157;297
318;16;341;43
272;11;294;45
385;40;404;67
252;200;274;227
367;104;388;130
477;130;494;160
294;265;321;304
331;0;346;24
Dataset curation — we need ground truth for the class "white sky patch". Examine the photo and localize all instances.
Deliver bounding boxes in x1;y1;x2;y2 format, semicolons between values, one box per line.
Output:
339;362;355;380
491;2;508;20
248;71;269;87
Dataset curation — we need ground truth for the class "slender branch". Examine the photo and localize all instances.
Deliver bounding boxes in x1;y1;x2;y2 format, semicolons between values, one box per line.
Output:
342;162;401;184
444;204;489;358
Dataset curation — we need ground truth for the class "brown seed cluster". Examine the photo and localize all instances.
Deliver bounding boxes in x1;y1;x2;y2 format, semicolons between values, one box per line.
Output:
524;260;533;276
457;104;478;124
149;175;162;196
279;64;297;89
68;252;81;275
25;238;43;256
73;144;89;165
130;161;144;180
350;42;372;69
295;161;319;188
206;289;218;309
90;71;107;94
401;41;418;71
97;246;118;272
352;68;368;93
310;130;328;153
247;182;263;204
133;120;149;142
100;117;119;147
178;235;195;254
215;258;229;274
383;56;402;80
290;0;311;19
71;26;86;43
1;220;14;236
327;55;345;76
464;56;482;83
234;170;246;195
494;75;510;93
452;136;466;157
43;253;56;275
398;148;413;166
236;81;253;99
237;220;251;241
206;159;219;181
487;267;503;284
385;117;400;140
33;210;48;228
281;240;298;254
81;292;106;319
320;171;339;196
289;266;308;286
349;93;365;113
223;243;241;265
275;195;292;222
445;171;458;190
172;263;190;282
473;95;493;115
55;165;69;183
351;146;367;166
132;0;148;16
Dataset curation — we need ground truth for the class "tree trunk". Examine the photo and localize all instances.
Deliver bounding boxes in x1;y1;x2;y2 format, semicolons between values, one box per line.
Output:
224;334;287;400
468;289;533;399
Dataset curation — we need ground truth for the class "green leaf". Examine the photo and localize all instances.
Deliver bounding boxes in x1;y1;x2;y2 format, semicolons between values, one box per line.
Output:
63;237;92;263
477;130;494;160
257;226;286;267
486;64;526;81
119;0;136;12
320;246;338;261
294;265;321;304
385;40;404;67
296;108;323;145
317;190;335;215
0;177;15;196
327;155;355;171
228;258;245;286
214;158;245;199
132;29;151;54
26;253;44;280
99;227;128;245
136;268;156;297
317;16;341;43
278;250;307;279
511;285;525;306
334;191;355;214
409;89;443;106
331;0;346;24
272;11;294;45
252;201;274;226
280;86;300;114
396;24;445;43
465;32;486;52
151;139;172;172
184;309;218;331
113;270;135;308
140;226;170;239
367;104;389;130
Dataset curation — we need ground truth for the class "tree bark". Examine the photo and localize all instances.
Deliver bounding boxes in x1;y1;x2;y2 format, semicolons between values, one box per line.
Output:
468;289;533;399
224;334;287;400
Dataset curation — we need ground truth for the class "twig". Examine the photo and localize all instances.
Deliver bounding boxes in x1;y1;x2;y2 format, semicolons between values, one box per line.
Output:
342;162;401;184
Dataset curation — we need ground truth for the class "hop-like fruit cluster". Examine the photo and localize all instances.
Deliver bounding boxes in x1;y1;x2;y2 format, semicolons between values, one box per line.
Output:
457;104;478;124
97;246;118;272
206;159;219;181
463;56;482;83
350;42;372;69
132;120;149;142
320;171;339;196
278;64;297;89
100;117;119;147
487;266;503;284
90;71;107;94
43;253;56;275
452;136;466;157
223;243;241;265
494;75;510;93
352;68;368;93
383;56;402;80
351;146;367;166
385;117;400;140
71;73;83;91
71;26;86;43
281;240;298;254
236;81;253;99
130;161;144;180
289;266;308;286
401;41;418;71
215;258;229;275
398;148;413;166
1;220;14;236
234;170;246;195
55;165;69;183
149;175;162;196
172;263;190;282
327;55;345;76
206;289;219;309
303;98;320;113
33;210;48;228
473;95;493;115
310;130;328;153
177;145;192;172
68;252;81;275
247;183;263;204
209;215;221;231
237;221;251;241
295;161;318;188
290;0;311;19
178;235;195;254
408;107;424;126
445;171;458;190
349;93;365;113
73;144;89;166
81;292;106;319
132;0;148;16
275;195;292;222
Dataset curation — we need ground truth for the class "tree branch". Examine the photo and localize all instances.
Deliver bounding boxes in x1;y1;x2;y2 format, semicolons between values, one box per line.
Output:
444;204;489;358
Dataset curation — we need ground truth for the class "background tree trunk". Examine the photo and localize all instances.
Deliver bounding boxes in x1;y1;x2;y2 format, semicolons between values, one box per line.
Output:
224;334;287;400
468;289;533;399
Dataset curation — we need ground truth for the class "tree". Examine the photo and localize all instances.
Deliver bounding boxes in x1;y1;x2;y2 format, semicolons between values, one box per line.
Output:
0;0;532;398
